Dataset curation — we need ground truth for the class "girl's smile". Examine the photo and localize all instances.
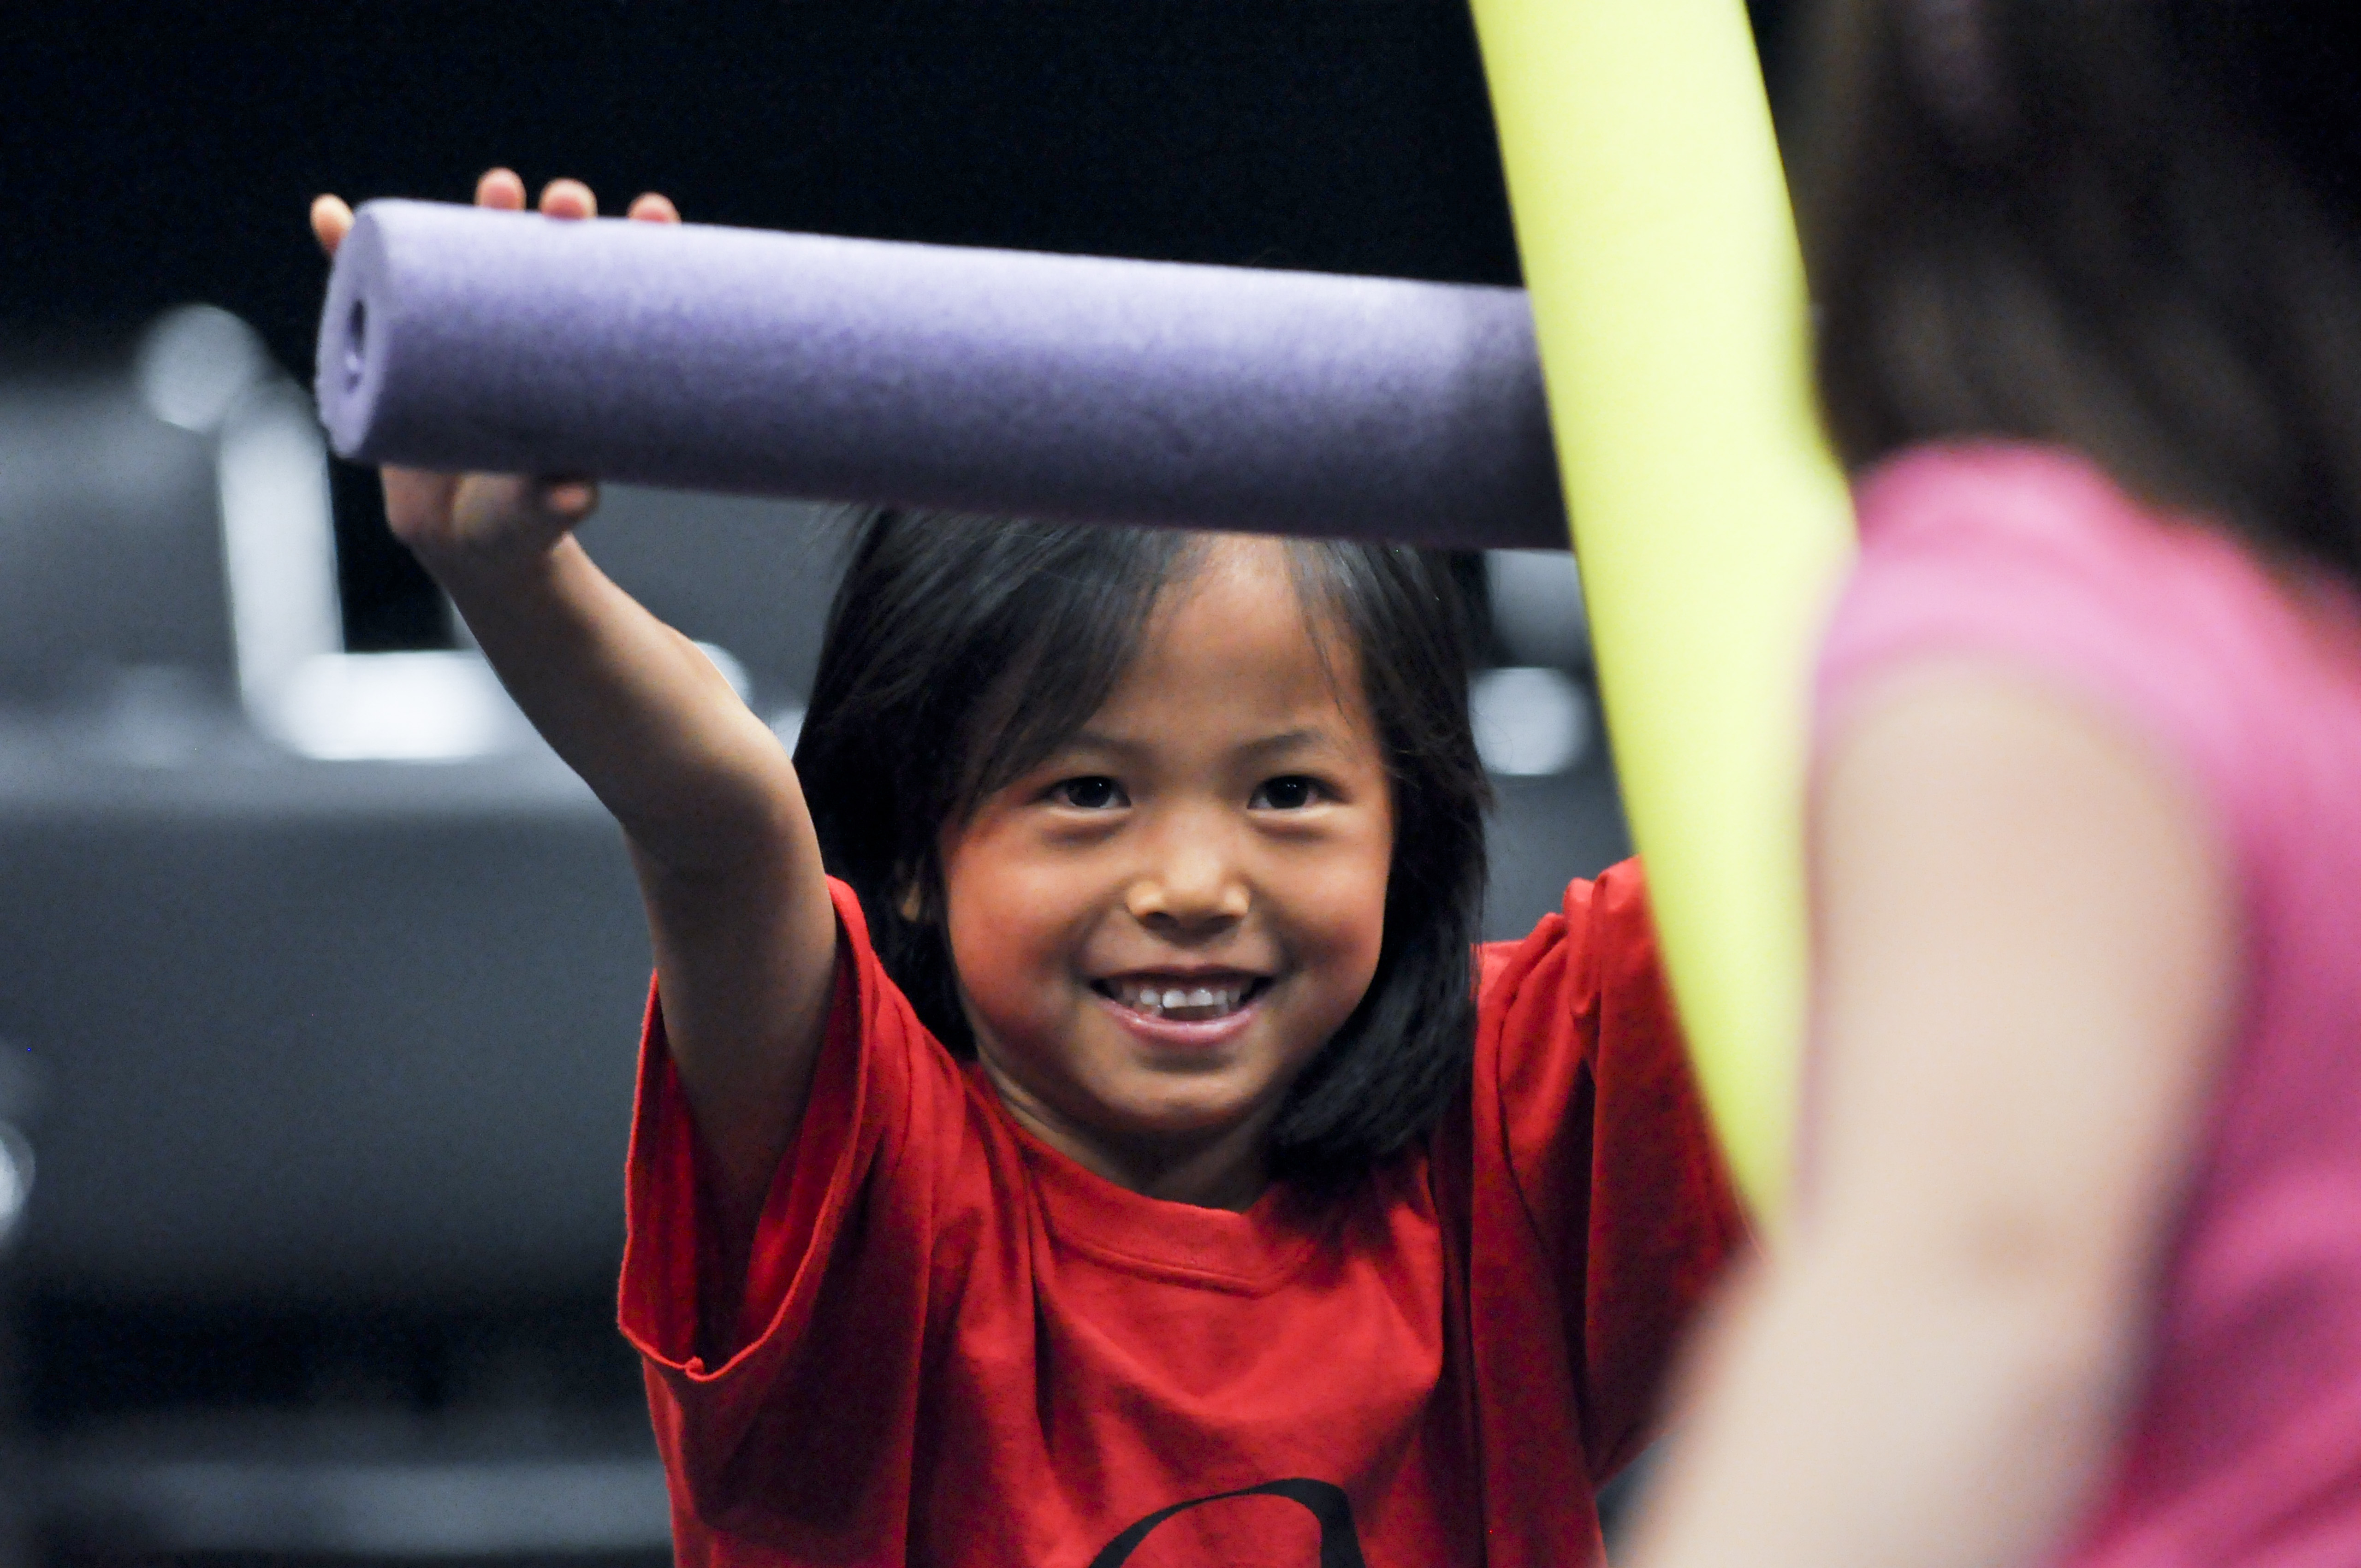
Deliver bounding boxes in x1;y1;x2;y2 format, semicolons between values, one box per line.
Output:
938;537;1395;1210
1092;971;1269;1025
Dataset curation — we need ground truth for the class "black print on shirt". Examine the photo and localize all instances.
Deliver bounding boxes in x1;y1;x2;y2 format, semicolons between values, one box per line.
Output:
1087;1477;1369;1568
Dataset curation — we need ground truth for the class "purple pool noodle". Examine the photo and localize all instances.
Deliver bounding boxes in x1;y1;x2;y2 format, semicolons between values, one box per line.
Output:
318;200;1567;550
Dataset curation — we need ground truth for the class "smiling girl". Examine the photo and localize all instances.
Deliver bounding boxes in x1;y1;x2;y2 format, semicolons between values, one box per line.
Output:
314;172;1744;1568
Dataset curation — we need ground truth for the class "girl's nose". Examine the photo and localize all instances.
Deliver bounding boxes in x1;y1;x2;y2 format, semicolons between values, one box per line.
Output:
1124;832;1251;933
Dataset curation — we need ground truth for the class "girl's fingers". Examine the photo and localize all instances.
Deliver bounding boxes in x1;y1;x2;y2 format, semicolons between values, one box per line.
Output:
311;194;355;256
476;167;528;211
319;169;538;260
436;473;593;549
627;191;682;225
539;178;597;220
538;478;599;519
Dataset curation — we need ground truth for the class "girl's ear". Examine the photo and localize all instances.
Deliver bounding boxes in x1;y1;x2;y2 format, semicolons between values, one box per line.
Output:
894;858;934;923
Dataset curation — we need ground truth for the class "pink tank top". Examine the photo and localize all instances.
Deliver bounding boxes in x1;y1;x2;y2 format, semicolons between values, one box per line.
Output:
1818;443;2361;1566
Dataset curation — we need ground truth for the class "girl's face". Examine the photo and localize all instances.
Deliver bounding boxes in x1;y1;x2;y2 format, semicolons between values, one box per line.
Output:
939;538;1394;1210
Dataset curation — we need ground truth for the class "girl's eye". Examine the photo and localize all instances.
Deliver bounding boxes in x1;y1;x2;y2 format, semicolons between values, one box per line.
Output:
1053;775;1128;810
1252;775;1322;811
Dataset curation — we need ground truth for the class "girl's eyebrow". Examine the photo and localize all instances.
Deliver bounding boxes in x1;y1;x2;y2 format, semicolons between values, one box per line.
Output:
1059;730;1149;762
1238;728;1336;760
1058;727;1339;762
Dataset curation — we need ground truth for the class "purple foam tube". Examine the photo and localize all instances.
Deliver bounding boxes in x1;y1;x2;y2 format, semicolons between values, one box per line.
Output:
316;201;1567;550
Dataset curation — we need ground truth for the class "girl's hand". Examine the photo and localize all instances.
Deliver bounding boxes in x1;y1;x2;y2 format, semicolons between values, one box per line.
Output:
307;169;682;590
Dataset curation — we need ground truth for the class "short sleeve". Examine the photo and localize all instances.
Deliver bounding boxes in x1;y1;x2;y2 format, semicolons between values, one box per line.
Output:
1821;444;2297;889
617;877;983;1551
1475;861;1750;1483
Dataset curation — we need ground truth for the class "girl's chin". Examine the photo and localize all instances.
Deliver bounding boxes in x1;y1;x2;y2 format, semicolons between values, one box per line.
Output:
1076;1066;1285;1150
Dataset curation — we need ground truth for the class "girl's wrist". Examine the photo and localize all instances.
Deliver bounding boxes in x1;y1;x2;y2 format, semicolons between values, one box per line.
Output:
432;532;593;628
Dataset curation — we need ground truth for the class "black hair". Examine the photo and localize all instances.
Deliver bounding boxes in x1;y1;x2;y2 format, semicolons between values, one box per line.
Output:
1800;0;2361;591
793;511;1490;1189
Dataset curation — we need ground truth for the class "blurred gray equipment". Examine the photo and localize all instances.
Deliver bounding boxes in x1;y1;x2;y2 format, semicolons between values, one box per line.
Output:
1471;547;1630;938
0;1047;27;1568
0;1045;38;1562
1486;546;1590;671
0;308;843;1305
0;1049;32;1258
0;308;870;1558
1473;548;1594;778
0;315;245;712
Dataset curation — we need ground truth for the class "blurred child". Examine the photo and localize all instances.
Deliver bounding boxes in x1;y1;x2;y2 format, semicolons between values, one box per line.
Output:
313;172;1744;1566
1625;4;2361;1565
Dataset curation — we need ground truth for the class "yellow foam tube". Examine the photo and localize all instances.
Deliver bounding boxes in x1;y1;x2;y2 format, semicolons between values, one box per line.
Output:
1466;0;1856;1219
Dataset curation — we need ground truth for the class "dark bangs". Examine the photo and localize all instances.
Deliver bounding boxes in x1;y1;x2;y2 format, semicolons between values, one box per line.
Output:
1800;0;2361;588
792;511;1489;1189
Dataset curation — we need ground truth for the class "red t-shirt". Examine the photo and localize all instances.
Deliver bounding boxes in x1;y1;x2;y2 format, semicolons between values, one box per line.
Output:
619;862;1744;1567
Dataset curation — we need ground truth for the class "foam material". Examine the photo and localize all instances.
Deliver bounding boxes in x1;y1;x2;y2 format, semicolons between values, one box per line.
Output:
316;200;1566;550
1470;0;1857;1217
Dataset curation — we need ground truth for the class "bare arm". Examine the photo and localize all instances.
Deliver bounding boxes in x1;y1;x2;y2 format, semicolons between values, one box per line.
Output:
1625;665;2237;1568
314;174;838;1264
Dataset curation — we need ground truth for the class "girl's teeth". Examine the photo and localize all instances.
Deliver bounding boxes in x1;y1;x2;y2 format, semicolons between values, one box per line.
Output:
1111;980;1249;1018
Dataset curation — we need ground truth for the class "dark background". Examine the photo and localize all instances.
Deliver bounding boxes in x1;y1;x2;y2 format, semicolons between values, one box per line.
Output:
2;0;1793;645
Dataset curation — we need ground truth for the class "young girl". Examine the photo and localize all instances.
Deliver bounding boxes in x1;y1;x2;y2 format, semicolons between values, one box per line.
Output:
1624;4;2361;1566
313;174;1744;1564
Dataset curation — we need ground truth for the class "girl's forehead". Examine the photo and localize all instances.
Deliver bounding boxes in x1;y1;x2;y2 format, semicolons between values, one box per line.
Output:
1103;537;1368;727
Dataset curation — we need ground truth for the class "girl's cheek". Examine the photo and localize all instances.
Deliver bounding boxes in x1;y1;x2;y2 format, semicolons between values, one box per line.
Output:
943;834;1097;1023
1313;844;1392;962
944;911;1059;1053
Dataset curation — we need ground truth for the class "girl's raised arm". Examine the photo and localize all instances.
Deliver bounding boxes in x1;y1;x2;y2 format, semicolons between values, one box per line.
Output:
1622;665;2236;1568
313;171;840;1266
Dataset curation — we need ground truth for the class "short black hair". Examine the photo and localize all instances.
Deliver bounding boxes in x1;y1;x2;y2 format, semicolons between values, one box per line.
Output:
1800;0;2361;590
793;511;1490;1189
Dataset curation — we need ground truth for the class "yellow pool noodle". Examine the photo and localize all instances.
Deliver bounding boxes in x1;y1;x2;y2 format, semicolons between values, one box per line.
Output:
1465;0;1857;1218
